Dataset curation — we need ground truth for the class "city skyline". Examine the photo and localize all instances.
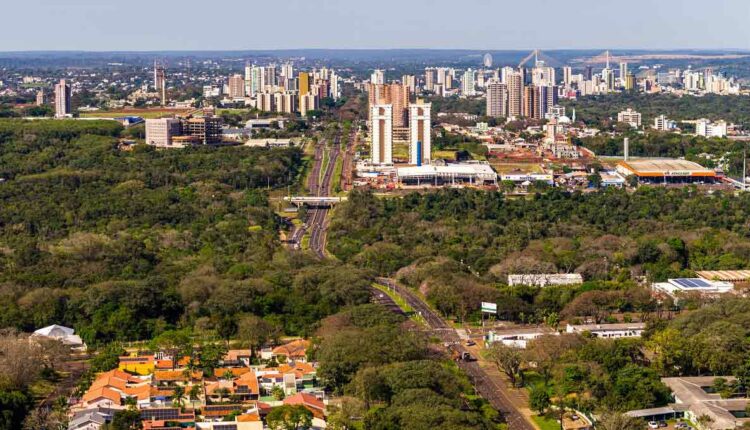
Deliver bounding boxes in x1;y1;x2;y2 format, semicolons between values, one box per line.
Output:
2;0;749;52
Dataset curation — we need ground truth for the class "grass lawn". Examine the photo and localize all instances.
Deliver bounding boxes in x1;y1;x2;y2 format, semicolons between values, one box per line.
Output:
371;283;426;326
533;415;561;430
392;143;409;160
433;149;457;160
331;154;344;193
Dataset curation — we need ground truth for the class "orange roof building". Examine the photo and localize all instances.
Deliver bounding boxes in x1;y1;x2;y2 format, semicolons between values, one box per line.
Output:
272;339;310;361
283;392;325;419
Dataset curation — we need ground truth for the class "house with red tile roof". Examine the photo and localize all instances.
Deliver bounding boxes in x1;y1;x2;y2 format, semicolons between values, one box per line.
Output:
270;339;310;363
78;369;151;410
204;370;260;403
283;392;326;420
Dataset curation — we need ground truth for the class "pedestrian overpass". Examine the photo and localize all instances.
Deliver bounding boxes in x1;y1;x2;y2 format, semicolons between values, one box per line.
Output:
284;196;347;207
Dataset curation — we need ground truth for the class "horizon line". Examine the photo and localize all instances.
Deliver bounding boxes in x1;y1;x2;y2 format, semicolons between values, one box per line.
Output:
1;47;749;54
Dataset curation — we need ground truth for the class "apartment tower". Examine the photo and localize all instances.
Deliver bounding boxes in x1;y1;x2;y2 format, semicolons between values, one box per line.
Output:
409;102;431;166
54;79;71;118
370;105;393;165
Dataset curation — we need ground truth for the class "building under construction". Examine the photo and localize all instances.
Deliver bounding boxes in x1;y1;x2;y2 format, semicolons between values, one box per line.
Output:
146;115;223;147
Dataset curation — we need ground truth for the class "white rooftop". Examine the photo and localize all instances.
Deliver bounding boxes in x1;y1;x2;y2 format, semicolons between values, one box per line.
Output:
396;162;497;180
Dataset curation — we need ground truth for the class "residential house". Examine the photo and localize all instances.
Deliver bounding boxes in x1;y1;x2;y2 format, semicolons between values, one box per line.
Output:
283;393;327;429
118;355;155;375
269;339;310;363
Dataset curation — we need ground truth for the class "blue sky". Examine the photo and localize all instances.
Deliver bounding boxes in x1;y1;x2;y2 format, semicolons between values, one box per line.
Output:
2;0;748;51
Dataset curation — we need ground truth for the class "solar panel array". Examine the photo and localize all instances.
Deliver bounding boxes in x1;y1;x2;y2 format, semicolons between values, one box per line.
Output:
672;278;712;289
140;408;179;420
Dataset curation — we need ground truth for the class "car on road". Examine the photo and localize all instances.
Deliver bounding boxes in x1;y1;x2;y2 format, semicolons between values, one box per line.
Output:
648;422;658;429
466;340;476;346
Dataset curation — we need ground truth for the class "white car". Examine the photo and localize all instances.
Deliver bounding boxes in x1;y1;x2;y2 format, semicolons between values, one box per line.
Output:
648;422;659;429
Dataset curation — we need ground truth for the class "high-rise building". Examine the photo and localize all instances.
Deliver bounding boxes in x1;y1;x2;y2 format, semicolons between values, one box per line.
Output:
298;72;310;95
228;74;245;98
183;116;223;144
584;65;593;80
145;118;182;147
619;62;628;80
54;79;71;118
367;83;409;127
531;63;556;87
35;90;46;106
281;63;294;79
625;73;636;91
370;105;393;165
264;65;277;88
424;68;437;92
462;69;475;96
386;83;409;128
563;66;572;87
501;67;515;84
486;80;507;118
330;72;341;100
507;71;524;118
245;64;255;97
402;75;416;94
534;85;557;119
154;62;166;105
249;66;265;96
274;92;297;114
523;86;536;118
409;102;431;166
299;93;319;117
476;71;486;89
255;93;274;112
371;69;385;85
602;68;616;92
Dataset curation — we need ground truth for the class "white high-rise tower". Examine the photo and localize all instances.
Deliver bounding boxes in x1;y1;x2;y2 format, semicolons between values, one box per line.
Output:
370;105;393;165
409;102;432;166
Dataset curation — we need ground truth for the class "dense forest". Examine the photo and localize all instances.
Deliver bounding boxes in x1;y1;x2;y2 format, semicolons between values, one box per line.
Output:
329;188;750;321
562;92;750;128
329;188;750;416
313;304;500;430
0;119;502;430
0;119;374;345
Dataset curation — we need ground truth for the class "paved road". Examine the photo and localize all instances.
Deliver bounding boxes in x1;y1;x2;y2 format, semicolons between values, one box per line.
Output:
375;277;536;430
308;134;341;258
288;142;324;249
288;133;344;257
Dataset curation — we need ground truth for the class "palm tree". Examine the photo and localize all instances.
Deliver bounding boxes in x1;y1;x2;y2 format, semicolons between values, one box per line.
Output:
172;385;185;409
188;384;202;407
216;387;230;403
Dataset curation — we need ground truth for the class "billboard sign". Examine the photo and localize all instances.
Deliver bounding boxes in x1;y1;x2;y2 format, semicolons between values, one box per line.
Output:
481;302;497;314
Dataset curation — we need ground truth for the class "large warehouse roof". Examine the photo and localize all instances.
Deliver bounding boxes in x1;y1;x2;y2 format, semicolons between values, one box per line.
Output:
617;159;716;177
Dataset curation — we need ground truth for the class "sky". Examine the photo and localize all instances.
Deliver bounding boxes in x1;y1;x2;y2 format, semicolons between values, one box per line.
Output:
2;0;748;52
